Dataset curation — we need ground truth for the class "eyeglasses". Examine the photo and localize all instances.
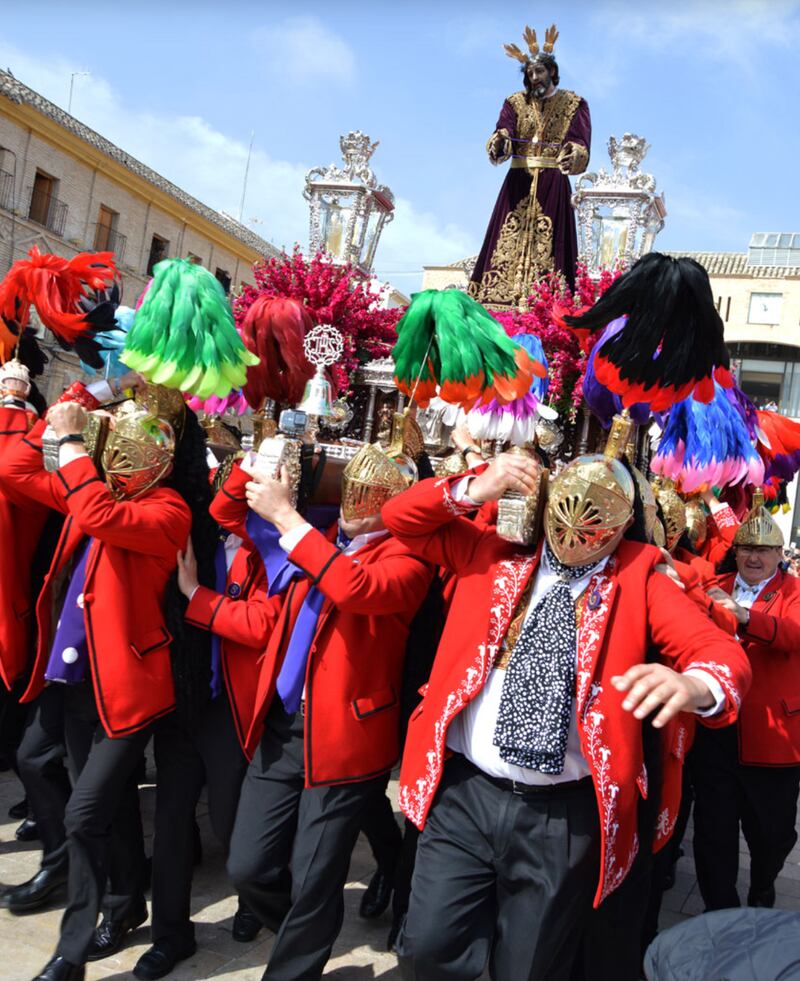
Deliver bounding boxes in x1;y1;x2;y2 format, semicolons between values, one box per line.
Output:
736;546;780;555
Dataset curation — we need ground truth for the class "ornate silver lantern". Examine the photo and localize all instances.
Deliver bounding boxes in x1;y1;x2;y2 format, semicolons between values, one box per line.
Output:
572;134;667;277
304;132;395;275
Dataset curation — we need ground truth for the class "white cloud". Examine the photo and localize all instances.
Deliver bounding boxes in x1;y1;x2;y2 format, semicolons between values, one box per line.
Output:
601;0;800;64
250;16;357;87
0;40;473;293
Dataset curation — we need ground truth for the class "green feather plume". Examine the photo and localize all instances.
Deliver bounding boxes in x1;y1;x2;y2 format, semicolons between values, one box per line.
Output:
122;258;258;399
392;289;539;408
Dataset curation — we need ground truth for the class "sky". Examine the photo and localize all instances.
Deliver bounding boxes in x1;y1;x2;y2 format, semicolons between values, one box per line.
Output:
1;0;798;293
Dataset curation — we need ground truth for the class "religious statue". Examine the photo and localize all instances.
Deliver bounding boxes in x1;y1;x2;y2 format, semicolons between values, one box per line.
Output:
468;24;591;308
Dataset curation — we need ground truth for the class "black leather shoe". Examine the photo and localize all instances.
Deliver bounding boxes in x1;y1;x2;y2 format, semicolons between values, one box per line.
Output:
8;797;28;819
30;955;85;980
15;817;40;841
232;904;262;942
3;865;68;913
747;884;776;908
359;867;394;919
133;939;196;980
87;906;148;961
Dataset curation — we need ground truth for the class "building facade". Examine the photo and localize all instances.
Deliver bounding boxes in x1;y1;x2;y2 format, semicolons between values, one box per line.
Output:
0;69;280;399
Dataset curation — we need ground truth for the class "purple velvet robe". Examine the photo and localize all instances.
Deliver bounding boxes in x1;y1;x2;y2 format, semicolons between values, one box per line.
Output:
468;88;591;306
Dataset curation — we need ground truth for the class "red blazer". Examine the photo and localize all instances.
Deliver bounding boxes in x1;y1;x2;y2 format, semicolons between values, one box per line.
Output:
0;416;191;737
382;475;752;907
0;406;51;689
711;570;800;765
185;465;279;753
245;519;433;783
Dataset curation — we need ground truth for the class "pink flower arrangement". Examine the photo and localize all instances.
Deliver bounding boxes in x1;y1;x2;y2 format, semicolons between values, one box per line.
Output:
491;264;620;421
234;248;400;396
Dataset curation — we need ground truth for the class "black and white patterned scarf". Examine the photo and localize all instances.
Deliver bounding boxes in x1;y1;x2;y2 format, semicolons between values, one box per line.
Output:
493;543;598;773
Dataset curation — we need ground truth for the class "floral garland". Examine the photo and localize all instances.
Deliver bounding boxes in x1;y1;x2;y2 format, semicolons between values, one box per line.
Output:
491;263;620;422
233;247;400;396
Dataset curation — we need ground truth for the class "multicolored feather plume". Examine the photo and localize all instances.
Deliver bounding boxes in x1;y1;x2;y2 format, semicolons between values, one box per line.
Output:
237;296;315;409
392;289;544;410
80;303;135;377
0;246;117;364
651;382;764;492
581;316;652;428
754;409;800;482
564;253;732;412
121;258;259;400
467;333;551;445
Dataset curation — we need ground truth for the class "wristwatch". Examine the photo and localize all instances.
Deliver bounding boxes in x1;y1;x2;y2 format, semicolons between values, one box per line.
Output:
462;444;483;458
57;434;86;447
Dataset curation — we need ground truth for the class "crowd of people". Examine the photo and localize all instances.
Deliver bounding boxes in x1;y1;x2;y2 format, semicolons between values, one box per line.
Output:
0;334;796;981
0;245;796;981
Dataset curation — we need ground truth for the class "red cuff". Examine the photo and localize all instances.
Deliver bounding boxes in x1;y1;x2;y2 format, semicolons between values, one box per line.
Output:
185;585;225;630
56;382;101;411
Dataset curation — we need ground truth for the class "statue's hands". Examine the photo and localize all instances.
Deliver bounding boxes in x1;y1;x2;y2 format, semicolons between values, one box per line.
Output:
557;142;585;175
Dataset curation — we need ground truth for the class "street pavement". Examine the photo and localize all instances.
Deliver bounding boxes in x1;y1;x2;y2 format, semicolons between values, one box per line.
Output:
1;762;800;979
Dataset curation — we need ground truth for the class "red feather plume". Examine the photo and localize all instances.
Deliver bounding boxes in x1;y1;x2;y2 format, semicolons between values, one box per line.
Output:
0;247;117;361
240;296;316;409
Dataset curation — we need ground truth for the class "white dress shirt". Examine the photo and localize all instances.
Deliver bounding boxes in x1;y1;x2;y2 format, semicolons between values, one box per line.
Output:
444;477;726;785
447;546;603;785
733;573;773;610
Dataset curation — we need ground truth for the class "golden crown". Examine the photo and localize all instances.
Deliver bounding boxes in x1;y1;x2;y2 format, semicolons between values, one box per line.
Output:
503;23;559;64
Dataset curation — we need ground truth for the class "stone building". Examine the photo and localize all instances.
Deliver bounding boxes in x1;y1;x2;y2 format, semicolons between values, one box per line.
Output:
0;68;280;399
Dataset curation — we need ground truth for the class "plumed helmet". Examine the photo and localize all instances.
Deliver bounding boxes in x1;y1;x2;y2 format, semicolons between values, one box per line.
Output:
101;386;179;500
341;412;423;520
653;479;687;553
544;414;635;566
684;497;708;550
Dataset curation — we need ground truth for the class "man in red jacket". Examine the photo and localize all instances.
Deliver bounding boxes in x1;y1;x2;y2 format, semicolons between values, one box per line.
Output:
693;489;800;910
225;437;433;981
0;381;191;981
131;460;279;981
382;442;751;981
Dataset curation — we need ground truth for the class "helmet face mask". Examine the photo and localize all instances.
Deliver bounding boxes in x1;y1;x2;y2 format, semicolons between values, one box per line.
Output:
340;443;417;521
733;489;784;549
684;498;708;550
544;455;634;566
101;404;175;500
340;411;422;521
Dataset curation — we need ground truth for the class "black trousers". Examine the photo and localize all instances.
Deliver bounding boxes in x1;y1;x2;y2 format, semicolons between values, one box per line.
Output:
227;700;386;981
396;755;600;981
0;677;29;773
16;685;74;870
54;683;150;965
691;723;800;910
151;694;247;946
360;772;402;873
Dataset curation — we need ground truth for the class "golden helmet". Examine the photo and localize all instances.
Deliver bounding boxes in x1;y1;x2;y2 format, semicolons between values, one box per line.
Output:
544;414;635;566
341;411;422;520
631;466;658;545
684;497;708;550
733;488;784;548
101;396;176;500
653;479;687;553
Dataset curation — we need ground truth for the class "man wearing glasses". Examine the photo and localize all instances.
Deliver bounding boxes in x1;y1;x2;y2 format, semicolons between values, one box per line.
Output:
693;489;800;910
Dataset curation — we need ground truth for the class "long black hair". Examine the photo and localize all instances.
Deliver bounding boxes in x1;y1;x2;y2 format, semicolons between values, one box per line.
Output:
163;408;219;724
620;457;649;545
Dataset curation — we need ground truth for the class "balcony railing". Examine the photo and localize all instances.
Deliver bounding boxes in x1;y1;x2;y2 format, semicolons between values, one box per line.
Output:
92;224;127;263
0;171;14;212
27;185;68;236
